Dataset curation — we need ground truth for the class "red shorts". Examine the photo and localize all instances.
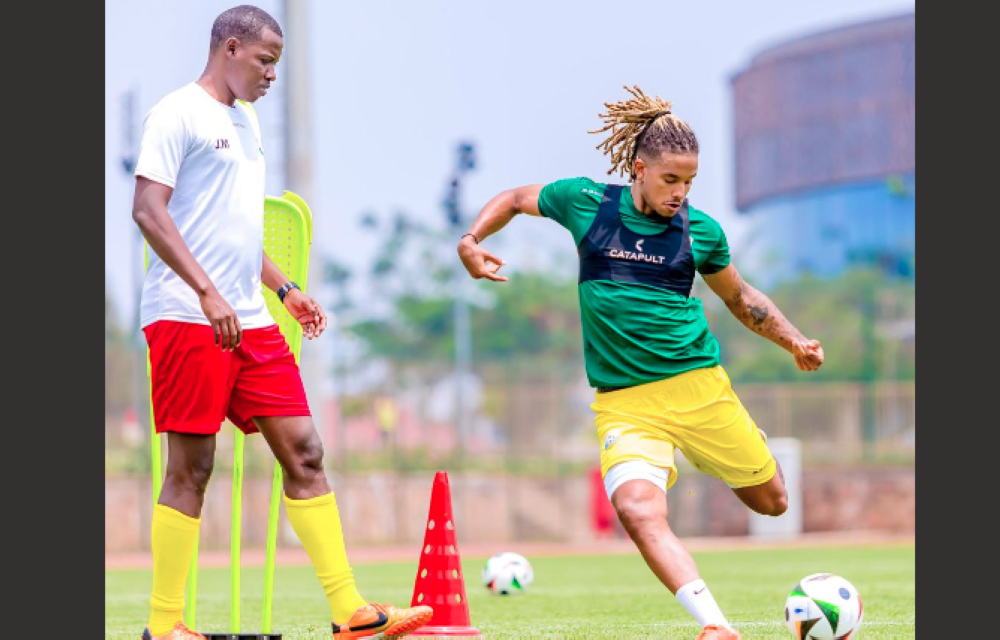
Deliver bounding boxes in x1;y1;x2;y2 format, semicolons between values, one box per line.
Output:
143;321;311;435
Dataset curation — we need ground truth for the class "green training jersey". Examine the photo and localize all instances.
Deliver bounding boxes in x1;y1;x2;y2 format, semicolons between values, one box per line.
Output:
537;176;731;388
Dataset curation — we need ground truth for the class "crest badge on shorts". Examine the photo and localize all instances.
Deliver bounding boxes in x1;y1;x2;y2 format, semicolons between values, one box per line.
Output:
604;430;622;451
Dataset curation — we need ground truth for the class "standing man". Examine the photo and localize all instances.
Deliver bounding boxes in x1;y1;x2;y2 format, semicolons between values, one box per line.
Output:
133;6;432;639
456;86;824;640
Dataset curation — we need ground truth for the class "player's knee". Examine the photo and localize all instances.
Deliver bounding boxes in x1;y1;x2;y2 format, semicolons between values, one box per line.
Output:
770;492;789;516
168;456;214;495
614;497;666;534
287;434;325;480
756;490;788;517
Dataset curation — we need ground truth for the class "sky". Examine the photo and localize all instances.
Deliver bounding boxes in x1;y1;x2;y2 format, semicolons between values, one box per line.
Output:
105;0;916;327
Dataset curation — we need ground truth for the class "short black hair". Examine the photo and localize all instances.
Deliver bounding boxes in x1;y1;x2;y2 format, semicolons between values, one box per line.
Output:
210;5;283;49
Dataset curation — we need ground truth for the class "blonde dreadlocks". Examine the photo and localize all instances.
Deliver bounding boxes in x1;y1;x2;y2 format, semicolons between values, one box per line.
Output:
588;85;699;180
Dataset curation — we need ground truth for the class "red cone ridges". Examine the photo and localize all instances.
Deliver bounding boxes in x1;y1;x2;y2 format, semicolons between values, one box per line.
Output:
408;472;481;637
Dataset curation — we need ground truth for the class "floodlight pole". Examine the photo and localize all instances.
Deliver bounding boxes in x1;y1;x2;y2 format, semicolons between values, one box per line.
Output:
119;87;149;449
446;143;476;463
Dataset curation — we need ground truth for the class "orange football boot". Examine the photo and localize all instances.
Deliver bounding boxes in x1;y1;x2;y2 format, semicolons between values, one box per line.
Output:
141;622;206;640
696;625;742;640
331;602;433;639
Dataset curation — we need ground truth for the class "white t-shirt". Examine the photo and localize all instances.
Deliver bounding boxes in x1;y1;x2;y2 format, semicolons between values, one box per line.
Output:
135;82;274;329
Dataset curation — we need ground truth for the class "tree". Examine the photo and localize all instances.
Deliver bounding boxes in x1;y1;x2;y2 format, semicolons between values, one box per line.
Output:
342;209;584;371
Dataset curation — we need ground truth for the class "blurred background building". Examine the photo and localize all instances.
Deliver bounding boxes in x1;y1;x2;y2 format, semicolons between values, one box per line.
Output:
732;13;915;285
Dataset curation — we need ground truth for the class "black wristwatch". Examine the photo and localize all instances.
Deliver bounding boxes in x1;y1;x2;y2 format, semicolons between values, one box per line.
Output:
277;281;300;303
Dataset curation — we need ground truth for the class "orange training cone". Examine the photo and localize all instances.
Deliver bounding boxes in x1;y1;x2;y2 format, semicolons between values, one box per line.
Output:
408;471;482;637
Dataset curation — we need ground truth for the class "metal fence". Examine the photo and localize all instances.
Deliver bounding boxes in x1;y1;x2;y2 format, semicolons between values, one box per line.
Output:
106;365;914;478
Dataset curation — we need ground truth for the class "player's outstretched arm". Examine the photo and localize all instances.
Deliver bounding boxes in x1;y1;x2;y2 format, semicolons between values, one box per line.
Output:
702;264;825;372
457;184;545;282
132;176;242;351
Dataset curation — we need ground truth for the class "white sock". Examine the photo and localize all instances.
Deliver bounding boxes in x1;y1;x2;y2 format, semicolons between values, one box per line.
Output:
675;579;732;630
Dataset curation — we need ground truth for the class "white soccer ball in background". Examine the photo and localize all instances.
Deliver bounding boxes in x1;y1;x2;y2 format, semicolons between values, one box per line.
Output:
482;552;534;595
785;573;864;639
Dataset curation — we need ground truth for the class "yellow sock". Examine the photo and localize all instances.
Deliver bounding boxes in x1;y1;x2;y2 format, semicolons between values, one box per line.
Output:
148;504;200;636
284;492;367;623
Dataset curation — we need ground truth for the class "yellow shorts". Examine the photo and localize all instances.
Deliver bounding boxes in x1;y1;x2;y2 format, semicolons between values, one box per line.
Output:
592;365;776;490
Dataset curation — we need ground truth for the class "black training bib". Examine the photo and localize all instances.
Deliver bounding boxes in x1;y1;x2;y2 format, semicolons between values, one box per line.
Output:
578;184;695;297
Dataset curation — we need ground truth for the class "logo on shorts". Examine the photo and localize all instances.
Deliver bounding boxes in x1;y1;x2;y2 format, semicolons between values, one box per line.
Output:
603;430;621;451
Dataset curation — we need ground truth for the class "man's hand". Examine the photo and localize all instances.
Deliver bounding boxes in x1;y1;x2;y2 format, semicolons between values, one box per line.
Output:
457;237;507;282
791;338;824;372
200;289;242;351
284;289;327;339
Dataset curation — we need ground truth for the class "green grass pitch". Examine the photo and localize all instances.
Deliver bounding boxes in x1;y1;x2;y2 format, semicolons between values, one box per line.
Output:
105;544;914;639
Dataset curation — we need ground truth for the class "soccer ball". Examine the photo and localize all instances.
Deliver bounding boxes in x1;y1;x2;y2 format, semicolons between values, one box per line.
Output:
785;573;863;639
482;552;533;595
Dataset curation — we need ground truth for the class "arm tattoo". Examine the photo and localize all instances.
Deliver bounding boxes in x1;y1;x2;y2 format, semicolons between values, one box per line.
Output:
726;276;803;352
748;304;769;328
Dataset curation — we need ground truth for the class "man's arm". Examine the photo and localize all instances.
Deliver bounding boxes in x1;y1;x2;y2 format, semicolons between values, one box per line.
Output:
702;264;824;372
132;176;242;351
457;184;544;282
261;251;327;339
261;251;291;293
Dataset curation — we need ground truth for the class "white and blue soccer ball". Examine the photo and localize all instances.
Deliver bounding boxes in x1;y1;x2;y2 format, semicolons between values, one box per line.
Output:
482;552;534;596
785;573;864;639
